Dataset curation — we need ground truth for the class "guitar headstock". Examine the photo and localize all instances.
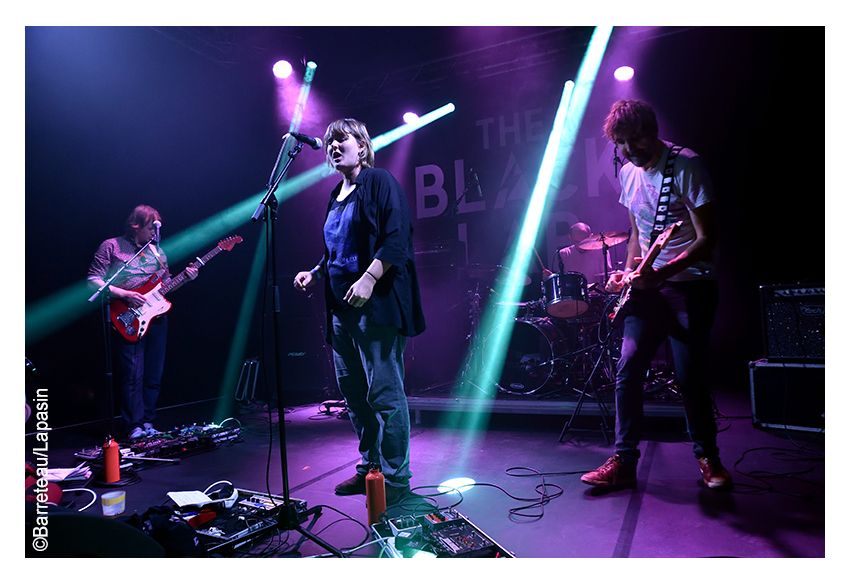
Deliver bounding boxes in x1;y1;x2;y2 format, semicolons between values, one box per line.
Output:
218;235;243;251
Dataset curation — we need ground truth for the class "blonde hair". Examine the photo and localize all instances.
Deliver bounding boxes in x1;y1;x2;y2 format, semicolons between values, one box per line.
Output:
323;118;375;169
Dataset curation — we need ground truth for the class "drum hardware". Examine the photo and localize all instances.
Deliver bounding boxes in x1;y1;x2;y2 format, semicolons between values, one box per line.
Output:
463;263;531;286
575;231;629;251
458;281;487;394
484;317;573;396
557;293;623;445
542;271;589;318
574;230;628;286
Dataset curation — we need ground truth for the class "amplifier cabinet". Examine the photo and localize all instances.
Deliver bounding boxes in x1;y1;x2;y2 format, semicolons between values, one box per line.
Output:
759;283;824;362
749;359;825;433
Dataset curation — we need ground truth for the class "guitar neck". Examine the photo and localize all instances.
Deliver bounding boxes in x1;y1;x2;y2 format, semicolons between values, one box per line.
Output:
634;221;682;276
159;244;224;295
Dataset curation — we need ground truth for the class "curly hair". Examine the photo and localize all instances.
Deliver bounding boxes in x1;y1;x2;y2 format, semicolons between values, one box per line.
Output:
602;100;659;142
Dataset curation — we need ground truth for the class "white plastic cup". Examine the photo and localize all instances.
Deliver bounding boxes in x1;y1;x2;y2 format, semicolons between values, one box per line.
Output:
101;490;126;517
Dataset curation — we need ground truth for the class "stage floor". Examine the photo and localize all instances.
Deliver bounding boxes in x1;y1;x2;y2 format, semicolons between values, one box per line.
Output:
25;386;825;561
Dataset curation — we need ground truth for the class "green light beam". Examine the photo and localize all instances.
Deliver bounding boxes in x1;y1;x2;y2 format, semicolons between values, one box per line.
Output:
26;103;456;345
214;231;269;421
441;27;613;472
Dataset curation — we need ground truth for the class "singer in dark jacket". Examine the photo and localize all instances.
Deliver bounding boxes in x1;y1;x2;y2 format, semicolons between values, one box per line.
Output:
294;118;425;505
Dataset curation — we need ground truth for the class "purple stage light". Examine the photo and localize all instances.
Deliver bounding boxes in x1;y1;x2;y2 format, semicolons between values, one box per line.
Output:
273;60;293;79
614;66;634;82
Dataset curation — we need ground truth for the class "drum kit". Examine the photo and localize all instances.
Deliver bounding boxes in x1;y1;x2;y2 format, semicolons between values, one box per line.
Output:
460;230;630;399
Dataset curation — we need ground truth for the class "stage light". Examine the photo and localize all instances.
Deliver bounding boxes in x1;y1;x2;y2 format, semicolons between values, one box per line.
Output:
614;65;634;82
306;61;317;70
273;60;293;79
403;112;420;124
438;477;476;494
25;103;457;346
440;27;613;472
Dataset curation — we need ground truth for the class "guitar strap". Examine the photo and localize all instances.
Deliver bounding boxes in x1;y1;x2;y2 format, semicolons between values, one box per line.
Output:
650;145;682;245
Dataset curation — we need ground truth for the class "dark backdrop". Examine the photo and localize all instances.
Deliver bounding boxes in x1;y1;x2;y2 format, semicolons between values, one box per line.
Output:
24;26;825;428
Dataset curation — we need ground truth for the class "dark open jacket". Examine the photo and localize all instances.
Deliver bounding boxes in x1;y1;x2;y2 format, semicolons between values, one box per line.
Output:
318;167;426;346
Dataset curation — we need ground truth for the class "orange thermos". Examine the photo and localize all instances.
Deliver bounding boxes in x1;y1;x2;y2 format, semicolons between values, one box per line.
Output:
365;466;386;526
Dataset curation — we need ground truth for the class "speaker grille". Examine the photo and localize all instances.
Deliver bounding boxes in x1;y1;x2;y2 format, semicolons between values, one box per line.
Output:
760;284;824;361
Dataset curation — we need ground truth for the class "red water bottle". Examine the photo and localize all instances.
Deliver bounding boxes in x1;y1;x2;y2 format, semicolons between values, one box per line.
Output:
103;437;120;483
365;466;386;526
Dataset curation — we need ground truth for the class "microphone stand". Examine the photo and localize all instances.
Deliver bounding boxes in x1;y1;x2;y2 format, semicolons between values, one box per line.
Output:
88;239;162;439
250;137;343;557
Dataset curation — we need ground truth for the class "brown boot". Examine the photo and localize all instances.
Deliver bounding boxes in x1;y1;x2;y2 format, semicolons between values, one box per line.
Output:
698;457;733;490
581;455;637;489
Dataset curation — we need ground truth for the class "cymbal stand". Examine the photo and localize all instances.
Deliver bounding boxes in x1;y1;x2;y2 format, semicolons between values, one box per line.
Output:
558;298;621;444
459;282;487;394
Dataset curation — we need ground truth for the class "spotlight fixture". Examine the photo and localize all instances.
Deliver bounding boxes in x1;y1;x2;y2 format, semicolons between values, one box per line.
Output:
614;65;634;82
273;60;293;79
403;112;420;124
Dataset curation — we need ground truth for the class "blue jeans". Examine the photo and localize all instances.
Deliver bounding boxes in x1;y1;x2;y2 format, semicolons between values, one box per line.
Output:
331;307;411;488
118;315;167;432
614;281;719;464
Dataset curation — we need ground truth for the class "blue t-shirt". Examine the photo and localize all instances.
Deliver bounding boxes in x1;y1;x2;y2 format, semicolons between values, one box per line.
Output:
324;193;359;309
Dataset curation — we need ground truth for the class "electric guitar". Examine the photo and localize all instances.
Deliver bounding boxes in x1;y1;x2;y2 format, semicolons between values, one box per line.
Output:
110;235;242;341
609;221;682;327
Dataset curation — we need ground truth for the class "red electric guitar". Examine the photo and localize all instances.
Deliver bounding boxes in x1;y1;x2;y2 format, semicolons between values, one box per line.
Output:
110;235;242;341
609;221;682;327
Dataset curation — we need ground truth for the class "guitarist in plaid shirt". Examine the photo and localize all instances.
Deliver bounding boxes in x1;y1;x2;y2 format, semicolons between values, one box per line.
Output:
88;205;197;440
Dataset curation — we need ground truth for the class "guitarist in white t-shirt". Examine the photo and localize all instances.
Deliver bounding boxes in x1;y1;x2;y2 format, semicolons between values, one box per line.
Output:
580;100;733;491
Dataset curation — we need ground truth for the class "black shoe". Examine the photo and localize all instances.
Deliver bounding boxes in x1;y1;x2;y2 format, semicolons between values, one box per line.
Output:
385;484;410;505
334;474;367;496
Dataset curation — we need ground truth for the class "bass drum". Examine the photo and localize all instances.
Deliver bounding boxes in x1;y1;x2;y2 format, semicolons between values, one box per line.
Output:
485;318;568;395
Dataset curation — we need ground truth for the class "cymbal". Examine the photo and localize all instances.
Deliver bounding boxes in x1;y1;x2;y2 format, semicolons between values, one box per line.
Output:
576;231;629;251
463;264;531;286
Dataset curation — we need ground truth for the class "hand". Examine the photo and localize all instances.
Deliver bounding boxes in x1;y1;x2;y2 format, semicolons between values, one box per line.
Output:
343;275;375;307
185;266;199;281
629;266;661;290
293;271;316;291
605;271;629;293
120;288;146;308
542;268;553;279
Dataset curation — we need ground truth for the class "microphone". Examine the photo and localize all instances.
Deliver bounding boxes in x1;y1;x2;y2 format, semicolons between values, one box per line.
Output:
285;132;323;150
150;220;162;258
613;149;622;178
471;169;484;200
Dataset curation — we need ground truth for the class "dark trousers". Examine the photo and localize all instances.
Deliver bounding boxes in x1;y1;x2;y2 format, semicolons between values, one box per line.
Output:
331;307;411;488
614;280;719;464
117;315;167;433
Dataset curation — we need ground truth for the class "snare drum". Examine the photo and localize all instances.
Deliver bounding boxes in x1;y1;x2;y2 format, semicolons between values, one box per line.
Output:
542;272;589;318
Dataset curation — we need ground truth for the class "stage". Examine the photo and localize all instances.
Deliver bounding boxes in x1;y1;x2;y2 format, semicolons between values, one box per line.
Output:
25;384;824;559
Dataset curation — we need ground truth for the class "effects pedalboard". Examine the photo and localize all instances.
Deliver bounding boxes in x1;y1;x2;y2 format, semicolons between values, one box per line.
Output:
74;423;242;462
193;488;308;553
371;508;514;558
